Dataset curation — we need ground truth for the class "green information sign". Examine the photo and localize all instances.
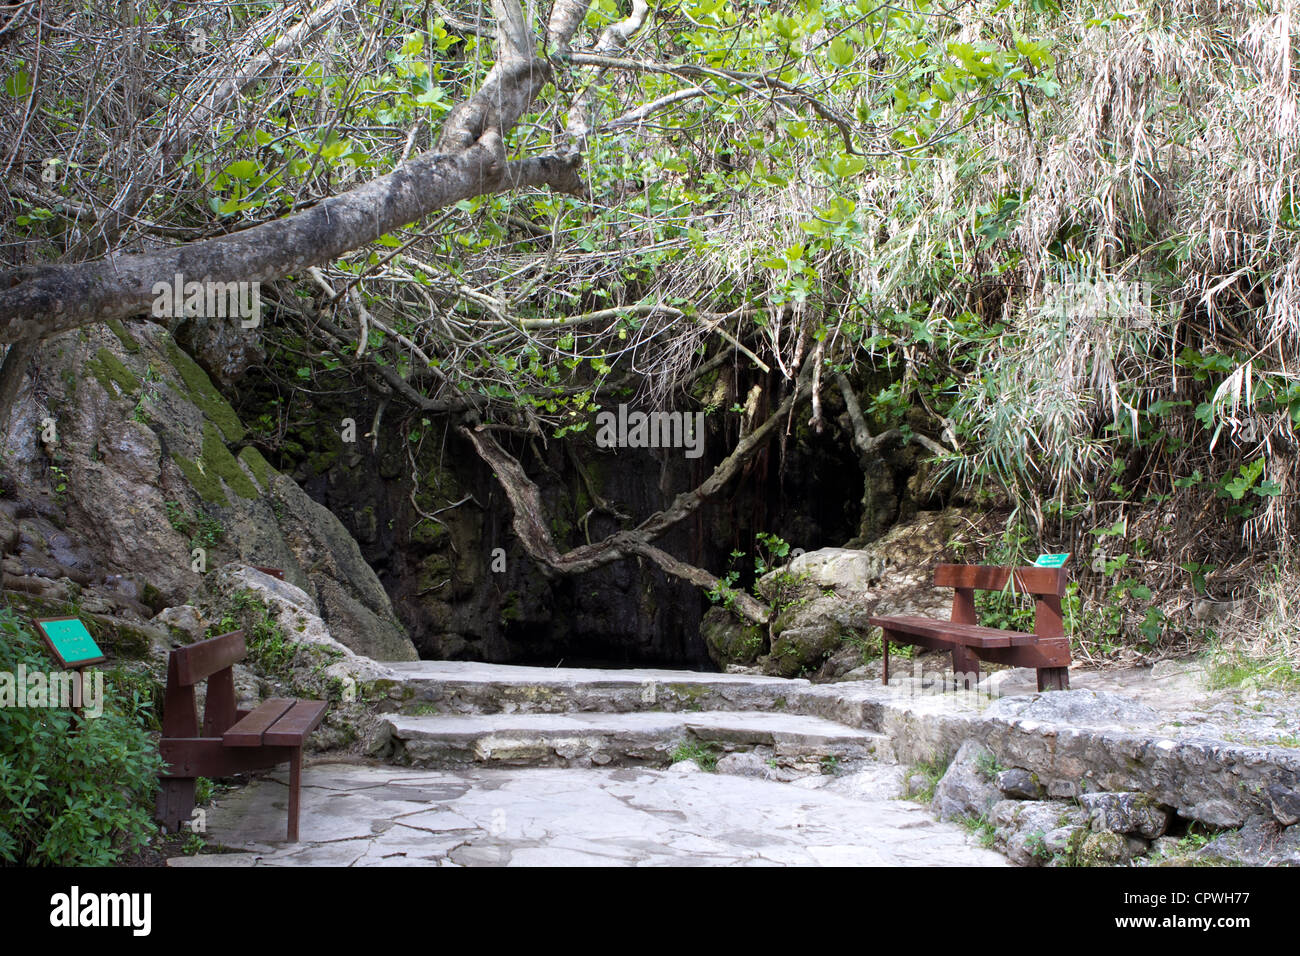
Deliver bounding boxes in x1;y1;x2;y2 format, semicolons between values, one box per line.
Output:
34;618;106;668
1033;553;1070;569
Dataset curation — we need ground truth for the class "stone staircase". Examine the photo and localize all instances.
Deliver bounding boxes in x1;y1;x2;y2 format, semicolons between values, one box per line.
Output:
373;661;889;772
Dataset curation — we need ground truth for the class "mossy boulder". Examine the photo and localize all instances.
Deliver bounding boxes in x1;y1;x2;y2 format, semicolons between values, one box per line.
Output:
763;622;846;678
7;321;418;662
701;606;767;667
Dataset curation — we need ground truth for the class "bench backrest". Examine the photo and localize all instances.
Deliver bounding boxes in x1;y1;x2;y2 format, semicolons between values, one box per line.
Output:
933;564;1067;597
933;565;1068;639
162;631;246;740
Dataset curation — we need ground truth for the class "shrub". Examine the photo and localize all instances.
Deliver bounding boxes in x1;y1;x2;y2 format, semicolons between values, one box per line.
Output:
0;608;162;865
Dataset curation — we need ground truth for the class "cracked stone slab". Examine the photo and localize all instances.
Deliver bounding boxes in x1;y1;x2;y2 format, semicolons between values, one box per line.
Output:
168;761;1006;867
382;660;810;714
382;710;885;767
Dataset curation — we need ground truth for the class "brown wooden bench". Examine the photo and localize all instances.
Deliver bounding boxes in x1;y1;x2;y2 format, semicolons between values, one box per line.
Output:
869;564;1072;692
155;630;327;842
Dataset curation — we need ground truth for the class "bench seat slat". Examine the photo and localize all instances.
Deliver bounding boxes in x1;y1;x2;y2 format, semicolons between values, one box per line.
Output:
223;698;295;747
264;699;328;746
869;615;1040;648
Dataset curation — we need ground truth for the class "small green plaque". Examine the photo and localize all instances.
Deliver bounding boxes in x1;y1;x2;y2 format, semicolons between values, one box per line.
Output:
34;618;106;668
1033;553;1070;569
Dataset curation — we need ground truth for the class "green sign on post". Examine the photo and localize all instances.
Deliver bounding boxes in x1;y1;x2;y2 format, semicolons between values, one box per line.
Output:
34;618;106;668
1033;553;1070;569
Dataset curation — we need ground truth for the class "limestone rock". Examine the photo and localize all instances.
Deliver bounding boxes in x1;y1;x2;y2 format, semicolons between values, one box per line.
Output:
996;768;1044;800
931;741;1000;821
151;605;206;643
763;623;845;679
715;751;776;780
1078;831;1132;865
989;799;1088;866
701;606;767;668
4;321;417;661
1198;815;1300;866
199;564;396;688
1180;798;1246;829
749;509;981;681
666;760;702;775
1267;785;1300;827
985;689;1160;730
1078;792;1170;840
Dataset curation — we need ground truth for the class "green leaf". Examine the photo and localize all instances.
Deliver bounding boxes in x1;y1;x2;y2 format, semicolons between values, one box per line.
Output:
223;159;260;181
827;37;855;69
3;69;30;98
832;155;867;178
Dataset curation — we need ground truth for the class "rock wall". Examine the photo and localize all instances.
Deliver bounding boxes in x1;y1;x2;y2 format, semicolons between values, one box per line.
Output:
2;319;416;661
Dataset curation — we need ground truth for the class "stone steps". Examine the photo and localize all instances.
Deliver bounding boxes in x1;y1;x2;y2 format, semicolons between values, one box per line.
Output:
379;709;887;770
380;660;811;716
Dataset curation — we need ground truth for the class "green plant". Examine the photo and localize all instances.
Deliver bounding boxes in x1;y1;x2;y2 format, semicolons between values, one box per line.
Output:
49;465;69;505
904;754;951;804
165;501;225;551
181;832;206;855
671;740;719;772
0;608;162;864
208;590;295;676
974;749;1004;781
1024;829;1053;862
957;813;998;848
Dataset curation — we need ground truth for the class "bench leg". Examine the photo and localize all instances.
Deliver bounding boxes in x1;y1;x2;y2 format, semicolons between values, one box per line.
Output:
156;777;195;833
951;646;980;687
1037;667;1069;692
881;636;889;685
287;748;303;842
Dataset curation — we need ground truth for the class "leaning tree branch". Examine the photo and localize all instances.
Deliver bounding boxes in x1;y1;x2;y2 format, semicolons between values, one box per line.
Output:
456;357;818;623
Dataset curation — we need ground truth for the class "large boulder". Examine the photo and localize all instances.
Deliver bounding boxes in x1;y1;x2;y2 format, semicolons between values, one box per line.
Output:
1078;792;1171;840
700;606;767;668
931;740;1002;821
3;320;417;661
196;564;400;750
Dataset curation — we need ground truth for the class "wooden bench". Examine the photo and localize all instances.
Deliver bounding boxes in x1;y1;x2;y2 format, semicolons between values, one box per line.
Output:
155;630;327;842
869;564;1072;692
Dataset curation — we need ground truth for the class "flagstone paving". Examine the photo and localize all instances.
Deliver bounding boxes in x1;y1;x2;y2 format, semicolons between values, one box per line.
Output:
167;760;1007;867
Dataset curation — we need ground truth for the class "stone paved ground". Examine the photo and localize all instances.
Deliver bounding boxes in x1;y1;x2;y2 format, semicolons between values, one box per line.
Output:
167;760;1007;867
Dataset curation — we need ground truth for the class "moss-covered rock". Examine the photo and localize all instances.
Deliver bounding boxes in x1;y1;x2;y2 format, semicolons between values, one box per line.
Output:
163;336;246;442
237;446;274;490
764;622;845;678
172;422;260;505
201;423;259;500
104;318;141;354
86;347;140;396
171;452;229;506
701;606;767;667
